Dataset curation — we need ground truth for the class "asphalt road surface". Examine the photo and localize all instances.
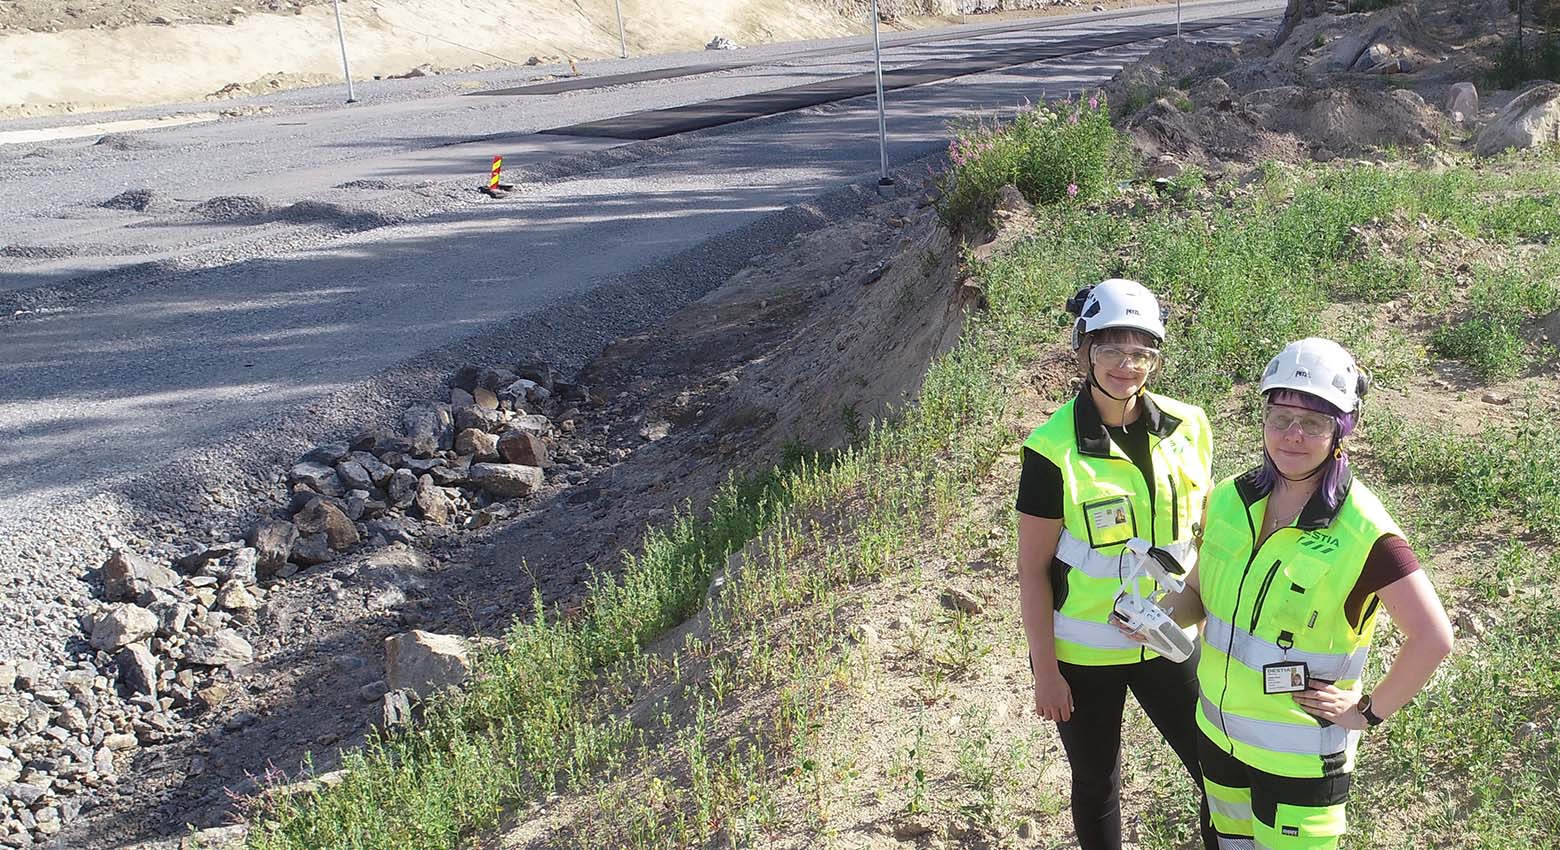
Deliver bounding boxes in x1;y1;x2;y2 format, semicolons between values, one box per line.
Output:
0;0;1282;581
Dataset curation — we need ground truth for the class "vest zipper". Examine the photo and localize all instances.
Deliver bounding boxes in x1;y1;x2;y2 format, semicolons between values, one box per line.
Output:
1167;472;1180;541
1247;559;1284;634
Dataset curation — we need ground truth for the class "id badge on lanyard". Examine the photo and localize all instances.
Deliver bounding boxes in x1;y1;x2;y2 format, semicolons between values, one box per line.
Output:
1263;661;1309;694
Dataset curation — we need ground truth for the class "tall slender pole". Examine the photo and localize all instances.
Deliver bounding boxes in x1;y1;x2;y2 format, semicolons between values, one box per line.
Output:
613;0;628;59
871;0;893;192
331;0;357;103
1176;0;1182;39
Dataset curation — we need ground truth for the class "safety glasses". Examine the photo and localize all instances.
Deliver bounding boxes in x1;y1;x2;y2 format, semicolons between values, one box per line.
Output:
1091;343;1161;372
1263;405;1336;439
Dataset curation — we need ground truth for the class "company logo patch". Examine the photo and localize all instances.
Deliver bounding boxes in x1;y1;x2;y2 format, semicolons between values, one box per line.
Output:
1282;826;1300;837
1299;531;1340;555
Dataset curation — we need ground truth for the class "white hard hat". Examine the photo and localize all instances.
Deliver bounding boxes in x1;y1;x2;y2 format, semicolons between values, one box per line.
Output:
1260;338;1367;414
1067;278;1167;350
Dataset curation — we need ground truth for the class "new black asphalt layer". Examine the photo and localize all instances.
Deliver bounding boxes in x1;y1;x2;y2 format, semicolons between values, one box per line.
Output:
538;14;1257;141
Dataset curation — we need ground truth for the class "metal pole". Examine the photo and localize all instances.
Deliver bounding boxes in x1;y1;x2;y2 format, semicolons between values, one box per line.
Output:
1176;0;1182;39
331;0;356;103
871;0;893;193
613;0;628;59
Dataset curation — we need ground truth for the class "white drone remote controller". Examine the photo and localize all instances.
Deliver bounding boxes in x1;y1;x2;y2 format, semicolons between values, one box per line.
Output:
1110;537;1198;663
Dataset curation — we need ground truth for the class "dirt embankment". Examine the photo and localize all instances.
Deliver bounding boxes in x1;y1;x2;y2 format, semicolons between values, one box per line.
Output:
54;179;974;850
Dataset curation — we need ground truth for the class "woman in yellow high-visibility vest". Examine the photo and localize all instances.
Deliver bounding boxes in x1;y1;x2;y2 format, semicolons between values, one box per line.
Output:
1142;338;1452;850
1017;278;1217;850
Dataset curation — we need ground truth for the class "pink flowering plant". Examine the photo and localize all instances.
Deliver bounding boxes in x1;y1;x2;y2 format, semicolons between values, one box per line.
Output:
937;92;1127;232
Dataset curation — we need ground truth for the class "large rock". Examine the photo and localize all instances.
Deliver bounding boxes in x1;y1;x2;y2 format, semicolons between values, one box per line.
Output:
414;475;449;525
454;404;504;433
400;404;439;457
100;549;179;602
184;630;255;667
291;533;333;566
387;468;419;508
454;428;499;461
206;547;259;585
348;451;395;486
467;463;544;498
508;414;551;436
90;605;158;651
149;599;193;636
497;430;548;466
298;443;349;466
249;520;298;578
384;631;471;698
513;352;555;390
1476;83;1560;157
335;460;375;492
1446;82;1477;120
115;643;158;698
294;498;360;551
289;461;345;496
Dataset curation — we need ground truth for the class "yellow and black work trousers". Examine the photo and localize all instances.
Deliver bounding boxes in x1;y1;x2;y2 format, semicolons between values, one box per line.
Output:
1197;733;1352;850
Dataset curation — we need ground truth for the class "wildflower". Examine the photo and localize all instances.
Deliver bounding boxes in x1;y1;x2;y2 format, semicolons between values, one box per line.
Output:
1068;111;1080;125
1067;182;1079;198
1089;95;1100;110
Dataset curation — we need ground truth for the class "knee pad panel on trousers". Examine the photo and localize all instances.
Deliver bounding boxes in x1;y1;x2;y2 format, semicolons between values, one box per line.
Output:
1252;801;1347;850
1203;777;1253;838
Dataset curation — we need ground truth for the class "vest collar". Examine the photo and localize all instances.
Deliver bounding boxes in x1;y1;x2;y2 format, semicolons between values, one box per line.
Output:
1072;388;1182;457
1232;465;1354;531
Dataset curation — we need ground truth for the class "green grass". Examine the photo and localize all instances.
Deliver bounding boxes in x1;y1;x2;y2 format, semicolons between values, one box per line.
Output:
1429;259;1560;379
1368;407;1560;543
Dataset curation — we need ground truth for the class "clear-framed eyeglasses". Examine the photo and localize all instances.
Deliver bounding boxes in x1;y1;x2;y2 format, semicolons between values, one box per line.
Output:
1262;405;1336;439
1091;343;1162;372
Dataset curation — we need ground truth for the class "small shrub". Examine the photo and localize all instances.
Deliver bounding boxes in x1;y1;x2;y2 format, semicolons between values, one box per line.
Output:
1429;317;1524;378
937;94;1128;232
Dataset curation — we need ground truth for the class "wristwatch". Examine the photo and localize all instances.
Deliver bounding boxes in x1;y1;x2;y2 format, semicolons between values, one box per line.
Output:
1357;693;1384;727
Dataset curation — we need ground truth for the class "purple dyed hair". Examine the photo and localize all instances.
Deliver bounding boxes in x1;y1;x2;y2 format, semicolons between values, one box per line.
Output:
1253;390;1356;510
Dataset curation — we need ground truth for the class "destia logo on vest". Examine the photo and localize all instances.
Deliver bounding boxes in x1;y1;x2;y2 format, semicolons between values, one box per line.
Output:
1298;531;1340;555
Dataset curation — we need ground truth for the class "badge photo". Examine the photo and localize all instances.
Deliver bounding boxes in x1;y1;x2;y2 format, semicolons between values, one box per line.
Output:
1083;496;1135;548
1263;661;1310;694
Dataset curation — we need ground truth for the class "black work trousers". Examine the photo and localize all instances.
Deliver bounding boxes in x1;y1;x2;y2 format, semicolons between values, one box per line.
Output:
1055;651;1217;850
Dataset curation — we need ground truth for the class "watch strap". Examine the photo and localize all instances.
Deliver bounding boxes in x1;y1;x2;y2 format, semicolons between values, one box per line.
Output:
1359;694;1384;727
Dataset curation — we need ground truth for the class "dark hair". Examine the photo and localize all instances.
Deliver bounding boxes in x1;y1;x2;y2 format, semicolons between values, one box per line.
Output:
1088;327;1160;348
1252;390;1356;510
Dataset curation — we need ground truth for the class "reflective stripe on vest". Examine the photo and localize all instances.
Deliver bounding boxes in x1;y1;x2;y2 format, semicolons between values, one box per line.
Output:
1201;694;1357;756
1203;613;1369;682
1053;611;1142;650
1057;531;1198;581
1216;837;1255;850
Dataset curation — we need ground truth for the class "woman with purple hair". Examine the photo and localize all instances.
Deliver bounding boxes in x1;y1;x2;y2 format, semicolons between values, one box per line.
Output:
1143;338;1453;850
